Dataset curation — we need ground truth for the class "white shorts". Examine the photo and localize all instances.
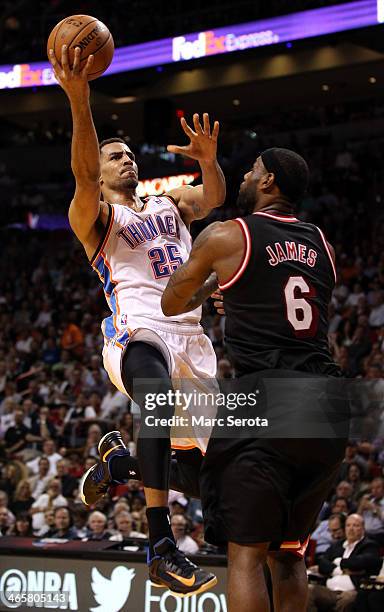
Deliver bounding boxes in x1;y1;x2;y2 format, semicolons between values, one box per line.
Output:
102;318;218;453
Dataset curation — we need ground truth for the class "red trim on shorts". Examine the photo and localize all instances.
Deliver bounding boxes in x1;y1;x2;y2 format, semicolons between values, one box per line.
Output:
279;536;310;558
218;218;251;290
171;443;206;455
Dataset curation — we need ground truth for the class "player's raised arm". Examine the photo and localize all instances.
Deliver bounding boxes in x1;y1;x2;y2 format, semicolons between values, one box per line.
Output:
166;113;226;224
48;45;104;259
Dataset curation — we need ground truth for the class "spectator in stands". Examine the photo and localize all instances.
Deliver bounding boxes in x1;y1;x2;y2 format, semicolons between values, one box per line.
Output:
112;499;131;517
42;338;60;365
28;456;51;499
170;494;189;516
83;456;98;472
368;291;384;328
84;392;103;420
100;380;128;419
34;301;53;329
60;312;84;358
311;512;346;560
109;510;147;541
0;463;20;498
82;423;102;458
0;505;11;535
0;491;15;525
30;405;57;440
345;463;370;502
26;439;62;476
30;478;68;534
85;511;112;541
171;513;199;555
338;441;369;481
55;459;78;499
320;482;355;520
36;508;55;537
4;408;39;457
307;514;382;611
131;510;147;535
72;507;89;539
357;477;384;545
44;506;77;540
10;479;34;515
8;512;33;537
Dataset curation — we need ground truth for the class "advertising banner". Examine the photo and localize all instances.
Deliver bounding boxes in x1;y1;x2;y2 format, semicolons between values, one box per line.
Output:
0;556;227;612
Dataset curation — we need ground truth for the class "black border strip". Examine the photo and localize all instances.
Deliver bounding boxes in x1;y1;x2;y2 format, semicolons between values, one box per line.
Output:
90;202;113;265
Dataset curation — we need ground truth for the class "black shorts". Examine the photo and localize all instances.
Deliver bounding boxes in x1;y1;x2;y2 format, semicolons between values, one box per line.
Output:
200;369;348;547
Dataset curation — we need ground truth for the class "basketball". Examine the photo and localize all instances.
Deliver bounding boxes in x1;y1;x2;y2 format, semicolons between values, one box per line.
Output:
47;15;114;80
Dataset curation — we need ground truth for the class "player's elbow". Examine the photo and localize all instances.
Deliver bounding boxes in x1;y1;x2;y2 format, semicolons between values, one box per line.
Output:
205;191;226;214
216;187;226;207
161;293;181;317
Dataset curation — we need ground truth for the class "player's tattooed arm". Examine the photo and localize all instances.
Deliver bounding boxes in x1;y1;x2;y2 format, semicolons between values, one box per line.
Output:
166;269;218;314
165;113;226;225
162;222;222;315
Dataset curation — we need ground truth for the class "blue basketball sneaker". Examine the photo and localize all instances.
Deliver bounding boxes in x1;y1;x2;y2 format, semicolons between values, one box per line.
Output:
80;430;138;506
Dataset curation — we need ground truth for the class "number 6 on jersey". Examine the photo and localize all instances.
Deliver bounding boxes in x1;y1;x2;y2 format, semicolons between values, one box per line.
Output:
284;275;319;337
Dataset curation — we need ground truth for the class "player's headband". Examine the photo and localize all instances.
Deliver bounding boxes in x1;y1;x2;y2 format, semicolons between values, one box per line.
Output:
260;147;308;202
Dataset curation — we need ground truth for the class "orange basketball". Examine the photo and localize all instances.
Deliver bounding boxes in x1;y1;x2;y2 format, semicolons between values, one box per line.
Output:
47;15;114;81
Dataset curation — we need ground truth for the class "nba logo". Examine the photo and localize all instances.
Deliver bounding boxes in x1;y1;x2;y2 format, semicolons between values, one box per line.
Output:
121;314;128;326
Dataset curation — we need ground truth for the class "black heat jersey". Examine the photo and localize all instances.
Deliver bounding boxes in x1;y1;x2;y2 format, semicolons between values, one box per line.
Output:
219;211;339;377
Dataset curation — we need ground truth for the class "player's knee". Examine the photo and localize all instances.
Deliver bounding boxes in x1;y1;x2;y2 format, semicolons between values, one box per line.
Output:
228;542;269;569
268;551;305;578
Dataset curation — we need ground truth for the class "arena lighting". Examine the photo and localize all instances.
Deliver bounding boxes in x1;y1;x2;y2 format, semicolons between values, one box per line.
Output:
0;0;382;90
137;173;199;197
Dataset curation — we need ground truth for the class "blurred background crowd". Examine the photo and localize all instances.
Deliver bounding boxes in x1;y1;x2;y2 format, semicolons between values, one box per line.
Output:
0;0;383;609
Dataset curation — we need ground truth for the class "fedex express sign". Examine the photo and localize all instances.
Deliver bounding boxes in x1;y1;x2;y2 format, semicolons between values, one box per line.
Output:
172;29;279;61
0;63;57;89
0;1;381;90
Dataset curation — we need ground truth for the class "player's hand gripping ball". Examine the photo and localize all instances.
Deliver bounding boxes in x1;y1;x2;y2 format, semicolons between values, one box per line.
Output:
47;15;114;80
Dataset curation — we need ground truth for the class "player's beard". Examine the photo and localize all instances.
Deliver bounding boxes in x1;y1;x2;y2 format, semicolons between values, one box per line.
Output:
122;176;139;189
114;176;139;192
236;183;258;215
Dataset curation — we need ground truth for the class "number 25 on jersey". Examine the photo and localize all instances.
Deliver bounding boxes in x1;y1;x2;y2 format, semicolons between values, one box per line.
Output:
148;244;183;279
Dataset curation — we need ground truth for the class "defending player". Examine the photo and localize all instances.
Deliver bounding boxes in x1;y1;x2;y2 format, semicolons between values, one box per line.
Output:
48;45;225;596
161;147;347;611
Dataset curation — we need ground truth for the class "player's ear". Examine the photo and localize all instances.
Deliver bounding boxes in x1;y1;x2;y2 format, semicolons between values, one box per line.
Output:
260;172;275;190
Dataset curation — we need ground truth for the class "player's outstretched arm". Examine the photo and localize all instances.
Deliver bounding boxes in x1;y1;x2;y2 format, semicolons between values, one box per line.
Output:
166;114;226;224
48;45;105;259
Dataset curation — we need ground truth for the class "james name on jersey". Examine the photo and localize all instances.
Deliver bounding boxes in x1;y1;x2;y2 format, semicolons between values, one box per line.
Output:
266;241;318;268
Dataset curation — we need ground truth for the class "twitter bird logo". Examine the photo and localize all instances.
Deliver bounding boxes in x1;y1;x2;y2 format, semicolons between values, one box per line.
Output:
90;566;135;612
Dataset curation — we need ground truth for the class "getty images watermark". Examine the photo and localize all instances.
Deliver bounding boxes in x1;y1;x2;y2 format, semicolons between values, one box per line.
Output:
144;389;269;429
133;375;354;439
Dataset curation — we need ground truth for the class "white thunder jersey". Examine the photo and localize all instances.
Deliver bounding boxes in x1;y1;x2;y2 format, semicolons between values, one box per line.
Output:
92;194;218;453
91;194;201;346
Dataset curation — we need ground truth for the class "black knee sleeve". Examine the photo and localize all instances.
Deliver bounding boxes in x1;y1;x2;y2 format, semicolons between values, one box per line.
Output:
169;449;203;499
122;342;174;490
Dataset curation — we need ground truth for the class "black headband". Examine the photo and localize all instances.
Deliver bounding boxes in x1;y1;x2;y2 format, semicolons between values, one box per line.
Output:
261;148;306;202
